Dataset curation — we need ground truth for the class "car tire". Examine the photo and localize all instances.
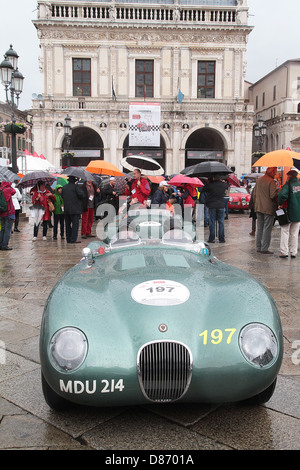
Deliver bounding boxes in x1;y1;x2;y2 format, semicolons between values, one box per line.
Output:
41;372;72;411
240;379;277;406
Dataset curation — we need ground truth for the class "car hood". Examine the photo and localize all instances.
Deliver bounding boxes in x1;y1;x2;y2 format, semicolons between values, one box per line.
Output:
43;246;280;349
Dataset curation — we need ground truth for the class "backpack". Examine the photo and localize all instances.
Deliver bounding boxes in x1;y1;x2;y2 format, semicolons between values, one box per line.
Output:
0;189;8;213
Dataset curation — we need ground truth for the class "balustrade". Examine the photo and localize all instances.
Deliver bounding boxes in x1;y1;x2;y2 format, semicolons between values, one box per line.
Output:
49;2;237;24
46;98;236;114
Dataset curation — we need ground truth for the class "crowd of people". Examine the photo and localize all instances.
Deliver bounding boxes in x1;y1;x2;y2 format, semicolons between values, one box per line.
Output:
251;166;300;258
0;165;300;258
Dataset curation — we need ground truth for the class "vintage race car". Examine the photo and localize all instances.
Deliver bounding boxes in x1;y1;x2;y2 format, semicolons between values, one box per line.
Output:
228;186;251;211
40;221;283;410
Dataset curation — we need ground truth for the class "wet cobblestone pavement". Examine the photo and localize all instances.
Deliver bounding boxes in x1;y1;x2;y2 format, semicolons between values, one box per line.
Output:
0;208;299;451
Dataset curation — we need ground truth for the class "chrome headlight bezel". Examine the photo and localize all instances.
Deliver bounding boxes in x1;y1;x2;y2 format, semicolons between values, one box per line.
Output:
239;323;278;368
50;327;88;372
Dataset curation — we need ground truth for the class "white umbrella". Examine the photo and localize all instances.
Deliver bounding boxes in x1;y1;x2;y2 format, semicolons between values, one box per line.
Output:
121;155;164;176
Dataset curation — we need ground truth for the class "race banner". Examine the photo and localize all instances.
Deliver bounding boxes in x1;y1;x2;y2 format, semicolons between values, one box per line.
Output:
129;102;161;147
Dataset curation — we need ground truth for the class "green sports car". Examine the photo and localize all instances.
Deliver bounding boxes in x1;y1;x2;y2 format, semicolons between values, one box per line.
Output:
40;211;283;410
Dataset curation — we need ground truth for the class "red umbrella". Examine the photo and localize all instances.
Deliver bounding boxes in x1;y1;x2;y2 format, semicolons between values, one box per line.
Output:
168;175;204;187
226;173;240;187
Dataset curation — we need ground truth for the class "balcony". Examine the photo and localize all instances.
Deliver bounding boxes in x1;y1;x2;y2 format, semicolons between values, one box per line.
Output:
37;1;248;27
33;96;241;115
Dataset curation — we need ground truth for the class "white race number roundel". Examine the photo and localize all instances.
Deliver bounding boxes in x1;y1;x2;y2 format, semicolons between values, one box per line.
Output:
131;279;190;306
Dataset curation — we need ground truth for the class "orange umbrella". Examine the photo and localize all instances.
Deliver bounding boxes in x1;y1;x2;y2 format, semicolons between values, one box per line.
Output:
85;160;124;176
253;149;300;168
144;175;165;184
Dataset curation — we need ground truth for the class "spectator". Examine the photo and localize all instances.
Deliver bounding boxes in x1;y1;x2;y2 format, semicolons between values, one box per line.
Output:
198;186;209;227
224;184;229;220
252;167;278;254
98;177;119;215
177;184;195;222
0;181;15;250
61;176;84;243
126;169;151;206
248;191;256;236
204;175;229;243
151;181;170;206
31;181;55;241
11;181;22;232
178;184;195;208
81;179;100;238
53;184;65;240
278;167;300;258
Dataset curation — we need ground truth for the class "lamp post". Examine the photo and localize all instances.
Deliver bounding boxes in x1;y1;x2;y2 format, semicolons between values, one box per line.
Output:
0;45;24;174
254;115;267;152
63;114;73;167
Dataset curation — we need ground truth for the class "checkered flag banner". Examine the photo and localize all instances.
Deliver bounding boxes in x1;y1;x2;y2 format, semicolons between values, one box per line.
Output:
129;124;160;132
129;102;161;147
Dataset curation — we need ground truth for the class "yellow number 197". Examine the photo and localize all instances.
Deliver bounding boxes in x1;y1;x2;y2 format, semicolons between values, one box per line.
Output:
199;328;236;345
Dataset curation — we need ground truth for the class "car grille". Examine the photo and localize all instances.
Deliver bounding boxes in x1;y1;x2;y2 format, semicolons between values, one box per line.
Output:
137;341;193;402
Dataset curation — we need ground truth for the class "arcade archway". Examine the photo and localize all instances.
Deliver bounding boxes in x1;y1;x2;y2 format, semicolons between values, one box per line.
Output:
62;127;104;167
185;128;226;167
122;135;166;172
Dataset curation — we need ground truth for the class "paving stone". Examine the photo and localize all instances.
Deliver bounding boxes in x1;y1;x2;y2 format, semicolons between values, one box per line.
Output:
81;407;231;450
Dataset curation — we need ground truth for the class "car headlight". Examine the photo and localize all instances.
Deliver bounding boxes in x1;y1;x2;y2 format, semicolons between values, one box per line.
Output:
50;327;88;371
239;323;278;368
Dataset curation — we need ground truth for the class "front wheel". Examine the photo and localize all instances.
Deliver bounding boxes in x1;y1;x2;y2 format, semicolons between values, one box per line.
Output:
41;372;72;411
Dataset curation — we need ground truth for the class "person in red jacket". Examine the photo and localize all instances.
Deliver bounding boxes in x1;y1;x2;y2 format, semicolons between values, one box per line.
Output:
126;169;151;206
31;181;55;241
0;181;16;250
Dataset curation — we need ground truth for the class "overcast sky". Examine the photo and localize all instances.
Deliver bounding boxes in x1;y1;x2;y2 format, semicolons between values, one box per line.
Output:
0;0;299;110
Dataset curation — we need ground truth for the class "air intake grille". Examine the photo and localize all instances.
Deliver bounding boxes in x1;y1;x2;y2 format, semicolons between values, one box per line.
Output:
137;341;193;402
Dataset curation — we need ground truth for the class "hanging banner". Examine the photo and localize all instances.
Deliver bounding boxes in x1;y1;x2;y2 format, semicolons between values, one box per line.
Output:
129;102;161;147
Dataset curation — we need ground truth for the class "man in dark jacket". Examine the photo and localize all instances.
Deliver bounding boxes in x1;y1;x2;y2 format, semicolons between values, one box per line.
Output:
204;175;229;243
0;181;16;250
61;176;84;243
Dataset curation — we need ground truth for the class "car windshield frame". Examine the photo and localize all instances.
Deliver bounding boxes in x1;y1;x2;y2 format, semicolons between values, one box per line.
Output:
229;187;249;194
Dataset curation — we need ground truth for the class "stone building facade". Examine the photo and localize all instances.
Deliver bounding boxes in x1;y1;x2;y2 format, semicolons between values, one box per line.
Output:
0;102;33;163
247;59;300;159
32;0;254;176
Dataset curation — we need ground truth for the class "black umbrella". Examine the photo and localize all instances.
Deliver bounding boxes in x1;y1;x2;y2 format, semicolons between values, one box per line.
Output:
182;161;232;177
180;164;196;175
61;166;96;182
17;171;55;189
0;166;20;183
120;155;164;176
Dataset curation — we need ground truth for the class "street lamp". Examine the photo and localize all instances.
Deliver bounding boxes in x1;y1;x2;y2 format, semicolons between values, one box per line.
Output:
254;116;267;152
0;45;24;174
63;114;73;167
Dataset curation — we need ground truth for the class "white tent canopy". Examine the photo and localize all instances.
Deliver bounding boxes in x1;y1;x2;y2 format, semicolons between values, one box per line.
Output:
17;154;55;173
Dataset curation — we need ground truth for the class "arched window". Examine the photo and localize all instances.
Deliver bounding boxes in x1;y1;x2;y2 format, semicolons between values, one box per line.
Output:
297;103;300;113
